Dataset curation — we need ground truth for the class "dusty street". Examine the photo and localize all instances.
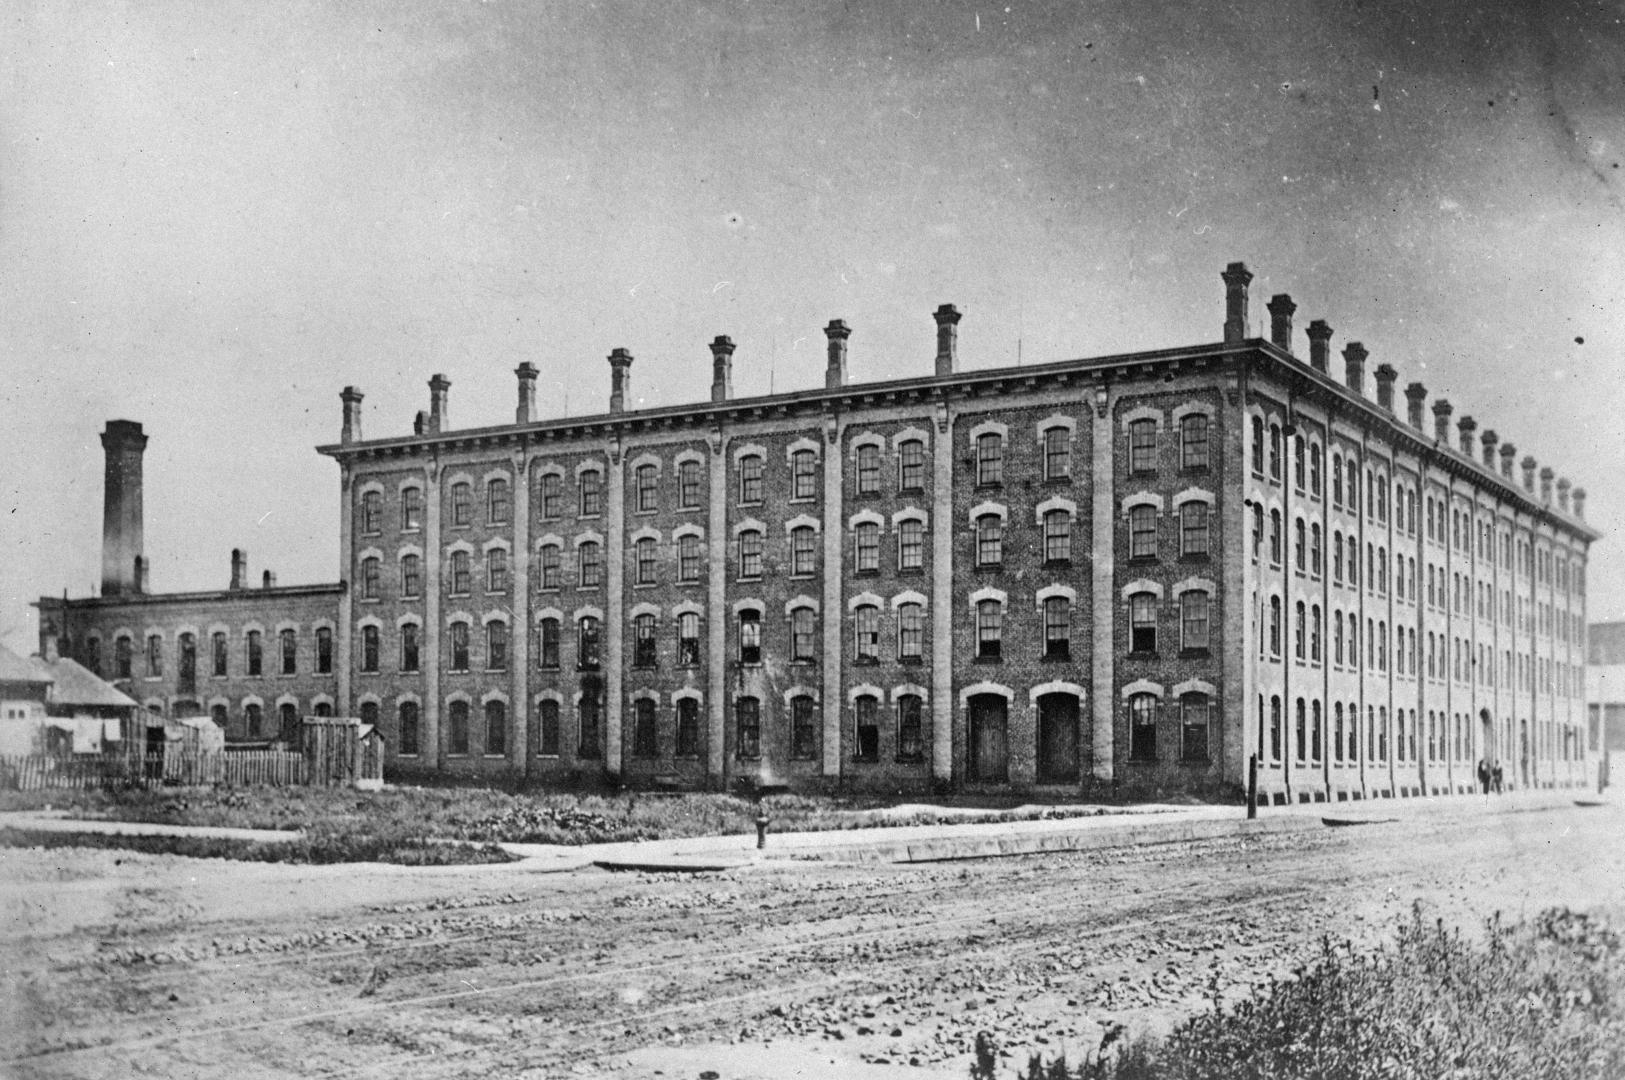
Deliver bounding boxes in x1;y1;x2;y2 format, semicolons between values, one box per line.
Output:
2;800;1621;1080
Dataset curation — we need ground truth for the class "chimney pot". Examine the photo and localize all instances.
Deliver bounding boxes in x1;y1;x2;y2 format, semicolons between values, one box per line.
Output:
413;410;428;436
1573;487;1587;519
1266;294;1296;353
514;362;538;425
709;336;736;403
1521;455;1537;492
1457;414;1477;455
1480;429;1499;468
100;420;149;598
1499;442;1517;478
1374;363;1398;411
824;319;851;389
1404;382;1427;428
340;387;364;444
933;304;961;376
607;349;634;414
1221;262;1253;344
1431;398;1453;443
230;548;247;591
1341;339;1366;392
1557;477;1572;512
263;569;277;589
428;374;450;434
1539;465;1554;503
1307;320;1333;373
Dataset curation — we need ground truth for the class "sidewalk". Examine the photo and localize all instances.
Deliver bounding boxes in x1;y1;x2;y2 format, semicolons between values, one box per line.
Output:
0;808;304;844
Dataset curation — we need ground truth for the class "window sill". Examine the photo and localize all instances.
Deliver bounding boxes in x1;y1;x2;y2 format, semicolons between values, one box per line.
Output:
854;569;880;577
359;597;382;605
735;754;762;763
974;563;1004;572
1179;648;1211;660
483;754;507;760
1042;559;1073;570
398;669;421;676
897;566;925;576
973;482;1003;492
484;668;509;675
576;585;603;592
630;665;657;672
447;592;471;600
898;656;924;666
448;524;472;531
1128;556;1158;566
400;594;422;602
899;486;926;496
632;509;659;517
577;514;602;521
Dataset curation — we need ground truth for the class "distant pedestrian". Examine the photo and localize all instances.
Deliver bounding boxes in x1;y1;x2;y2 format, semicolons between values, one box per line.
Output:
1477;760;1490;797
1493;763;1504;794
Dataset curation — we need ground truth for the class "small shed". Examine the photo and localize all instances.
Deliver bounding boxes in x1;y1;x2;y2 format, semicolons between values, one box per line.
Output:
302;717;385;790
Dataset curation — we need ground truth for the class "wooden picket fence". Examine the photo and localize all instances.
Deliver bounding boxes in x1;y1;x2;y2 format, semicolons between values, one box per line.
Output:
0;751;307;791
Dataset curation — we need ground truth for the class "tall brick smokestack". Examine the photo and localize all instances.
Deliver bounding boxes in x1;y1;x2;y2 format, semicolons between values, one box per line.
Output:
101;420;148;597
1267;294;1296;353
515;362;538;424
1222;262;1252;344
428;374;450;433
608;349;633;414
824;319;850;389
934;305;961;376
710;336;735;403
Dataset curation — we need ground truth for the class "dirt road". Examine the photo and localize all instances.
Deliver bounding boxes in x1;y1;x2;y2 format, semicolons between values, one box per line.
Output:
3;801;1621;1079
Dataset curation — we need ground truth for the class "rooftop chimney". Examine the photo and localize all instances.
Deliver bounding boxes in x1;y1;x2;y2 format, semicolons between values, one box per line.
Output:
1432;398;1453;443
1457;414;1477;455
1405;382;1427;428
263;569;277;589
230;548;247;590
1267;294;1296;353
413;411;428;436
1539;466;1554;503
1221;262;1253;343
1341;340;1366;393
1307;320;1333;374
100;420;148;598
340;387;364;444
1374;364;1398;411
824;319;851;389
608;349;634;414
1481;429;1499;468
515;362;538;424
1521;455;1537;492
1573;487;1587;519
710;336;735;402
1499;442;1516;479
428;374;450;434
933;304;961;376
135;556;149;595
1557;477;1572;513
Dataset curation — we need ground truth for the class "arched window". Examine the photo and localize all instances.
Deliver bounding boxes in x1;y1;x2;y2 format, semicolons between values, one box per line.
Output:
450;621;470;672
1044;596;1071;660
1044;509;1072;562
450;550;471;595
791;449;817;500
1130;592;1158;653
976;432;1004;486
579;469;603;516
212;631;229;677
1331;453;1343;507
675;697;700;757
1294;518;1306;571
1333;611;1344;665
538;544;561;590
1129;419;1157;473
1181;693;1210;762
635;464;658;512
678;534;702;582
401;486;422;531
897;518;924;571
854;604;881;662
635;537;658;585
578;541;602;588
791;526;818;575
1129;693;1158;760
1347;534;1359;586
487;548;508;593
577;616;601;670
449;700;470;755
1310;604;1322;662
633;613;657;668
899;439;926;490
1044;426;1071;480
738;529;764;578
1294;601;1306;659
1333;703;1345;763
246;702;263;738
855;521;881;572
1268;595;1281;657
790;607;817;662
1129;505;1158;559
400;554;421;598
487;478;510;525
738;454;764;503
400;623;420;672
1293;434;1306;490
1332;531;1343;582
679;459;704;508
1269;510;1281;565
278;629;296;675
735;696;761;759
1181;591;1210;651
1294;698;1307;763
677;612;701;666
1180;414;1209;470
361;489;381;534
361;555;381;600
451;482;472;527
537;698;560;756
1180;502;1208;557
538;473;563;520
538;617;560;669
1309;443;1322;496
632;698;657;758
1268;423;1282;480
976;514;1004;566
1310;524;1322;575
976;599;1003;659
897;694;924;762
854;694;881;761
485;699;507;756
1270;695;1283;761
1251;416;1265;473
738;610;761;665
897;602;924;660
399;700;420;755
1251;504;1263;559
1311;701;1323;762
856;443;882;495
278;702;297;741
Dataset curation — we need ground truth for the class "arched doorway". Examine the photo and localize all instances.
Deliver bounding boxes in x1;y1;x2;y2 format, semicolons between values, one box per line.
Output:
967;693;1008;784
1036;693;1079;783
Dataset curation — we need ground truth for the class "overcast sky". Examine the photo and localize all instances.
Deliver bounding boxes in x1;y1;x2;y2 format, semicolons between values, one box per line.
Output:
3;0;1624;653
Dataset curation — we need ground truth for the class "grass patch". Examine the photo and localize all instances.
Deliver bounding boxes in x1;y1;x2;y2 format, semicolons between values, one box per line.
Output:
0;786;1137;848
0;826;513;865
975;905;1625;1079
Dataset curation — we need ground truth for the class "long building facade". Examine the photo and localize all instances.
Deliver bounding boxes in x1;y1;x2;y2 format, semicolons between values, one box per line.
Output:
36;262;1600;801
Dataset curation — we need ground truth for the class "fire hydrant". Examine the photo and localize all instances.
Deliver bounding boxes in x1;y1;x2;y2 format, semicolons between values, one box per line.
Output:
755;808;770;849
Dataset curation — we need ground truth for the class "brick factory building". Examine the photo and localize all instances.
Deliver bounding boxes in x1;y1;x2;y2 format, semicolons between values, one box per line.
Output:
37;263;1600;801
